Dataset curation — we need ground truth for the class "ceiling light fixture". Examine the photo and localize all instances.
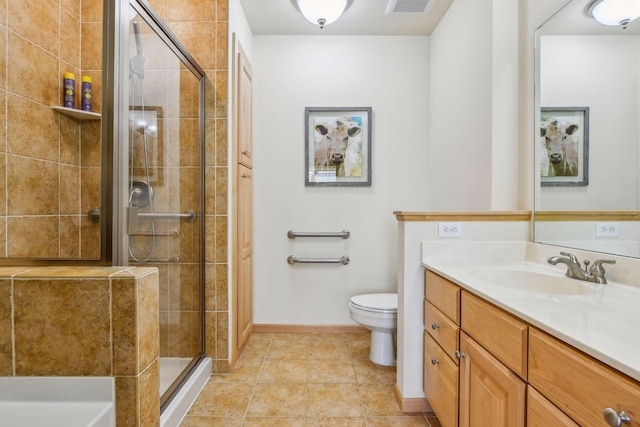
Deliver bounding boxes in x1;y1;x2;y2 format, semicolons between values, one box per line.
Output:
588;0;640;29
296;0;348;29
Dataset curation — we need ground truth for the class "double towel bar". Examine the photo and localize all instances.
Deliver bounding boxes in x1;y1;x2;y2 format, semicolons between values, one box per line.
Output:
287;230;350;239
287;229;350;265
287;256;350;265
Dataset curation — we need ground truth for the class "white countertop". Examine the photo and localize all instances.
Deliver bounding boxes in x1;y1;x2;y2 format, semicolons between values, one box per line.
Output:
421;241;640;383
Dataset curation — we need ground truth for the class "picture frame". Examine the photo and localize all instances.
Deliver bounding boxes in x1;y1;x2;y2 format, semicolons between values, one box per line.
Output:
305;107;372;186
540;107;589;187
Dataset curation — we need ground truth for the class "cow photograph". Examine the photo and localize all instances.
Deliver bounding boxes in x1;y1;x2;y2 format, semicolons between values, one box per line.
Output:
305;107;372;187
540;107;589;186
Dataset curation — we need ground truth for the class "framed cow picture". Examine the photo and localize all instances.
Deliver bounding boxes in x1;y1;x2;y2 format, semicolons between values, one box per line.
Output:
305;107;372;187
540;107;589;186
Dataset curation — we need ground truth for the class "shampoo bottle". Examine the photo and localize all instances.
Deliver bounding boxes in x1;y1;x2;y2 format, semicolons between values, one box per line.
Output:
81;76;92;111
63;72;75;108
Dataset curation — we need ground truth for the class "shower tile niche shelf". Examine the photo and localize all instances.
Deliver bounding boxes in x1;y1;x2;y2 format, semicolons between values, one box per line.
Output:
52;106;101;121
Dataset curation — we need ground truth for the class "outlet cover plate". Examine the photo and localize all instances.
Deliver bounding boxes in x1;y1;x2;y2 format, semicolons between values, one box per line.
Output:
596;222;619;237
438;222;462;238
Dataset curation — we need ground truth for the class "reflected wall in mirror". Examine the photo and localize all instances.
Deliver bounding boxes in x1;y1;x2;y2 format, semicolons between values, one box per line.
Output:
534;0;640;258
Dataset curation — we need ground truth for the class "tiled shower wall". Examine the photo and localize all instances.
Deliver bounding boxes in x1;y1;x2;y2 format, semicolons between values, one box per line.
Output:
146;0;229;373
1;0;229;371
0;0;102;259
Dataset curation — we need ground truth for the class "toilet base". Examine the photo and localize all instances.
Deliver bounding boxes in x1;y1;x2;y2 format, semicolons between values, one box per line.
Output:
369;330;396;366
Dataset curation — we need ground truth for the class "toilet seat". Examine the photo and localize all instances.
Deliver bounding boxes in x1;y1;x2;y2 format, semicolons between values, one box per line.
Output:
350;293;397;314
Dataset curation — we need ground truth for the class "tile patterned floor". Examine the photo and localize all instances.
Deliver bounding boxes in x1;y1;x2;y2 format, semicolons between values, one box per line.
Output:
180;332;443;426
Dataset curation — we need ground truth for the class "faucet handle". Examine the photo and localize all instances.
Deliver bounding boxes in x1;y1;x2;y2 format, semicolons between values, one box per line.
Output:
589;259;616;282
560;251;579;264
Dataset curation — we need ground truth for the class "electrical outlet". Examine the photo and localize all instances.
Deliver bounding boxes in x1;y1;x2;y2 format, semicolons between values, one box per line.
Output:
438;222;462;238
596;222;619;237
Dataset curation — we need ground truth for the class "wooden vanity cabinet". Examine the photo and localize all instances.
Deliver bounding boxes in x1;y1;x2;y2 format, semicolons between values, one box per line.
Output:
424;270;526;427
424;270;461;427
424;269;640;427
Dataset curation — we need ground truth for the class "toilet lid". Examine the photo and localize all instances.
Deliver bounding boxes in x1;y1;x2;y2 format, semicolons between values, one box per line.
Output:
350;293;397;313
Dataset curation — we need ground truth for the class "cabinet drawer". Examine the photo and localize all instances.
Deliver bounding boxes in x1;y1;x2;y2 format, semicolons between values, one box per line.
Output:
424;270;460;324
461;291;528;379
527;386;578;427
424;331;458;427
424;300;459;364
529;328;640;427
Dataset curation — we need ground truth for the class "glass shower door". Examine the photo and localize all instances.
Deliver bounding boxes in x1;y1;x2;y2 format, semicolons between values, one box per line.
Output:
126;2;205;405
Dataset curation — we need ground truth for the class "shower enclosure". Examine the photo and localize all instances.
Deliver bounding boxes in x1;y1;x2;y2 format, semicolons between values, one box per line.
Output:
116;0;206;408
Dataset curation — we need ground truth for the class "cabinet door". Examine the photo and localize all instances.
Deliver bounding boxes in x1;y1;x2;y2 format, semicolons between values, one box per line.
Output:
527;386;578;427
424;331;459;427
459;332;526;427
236;166;253;350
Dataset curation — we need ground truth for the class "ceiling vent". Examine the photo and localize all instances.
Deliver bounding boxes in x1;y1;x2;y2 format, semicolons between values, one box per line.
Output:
385;0;435;15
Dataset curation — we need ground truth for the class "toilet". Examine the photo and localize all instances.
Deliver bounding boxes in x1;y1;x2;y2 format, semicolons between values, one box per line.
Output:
349;293;398;366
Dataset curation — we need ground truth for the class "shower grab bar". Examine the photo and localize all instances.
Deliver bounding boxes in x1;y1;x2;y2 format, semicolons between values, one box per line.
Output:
137;210;197;221
287;255;350;265
130;255;180;263
129;229;180;237
287;230;350;239
128;207;196;234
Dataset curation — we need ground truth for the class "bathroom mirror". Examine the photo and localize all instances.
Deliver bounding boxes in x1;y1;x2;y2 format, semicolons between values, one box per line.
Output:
534;0;640;258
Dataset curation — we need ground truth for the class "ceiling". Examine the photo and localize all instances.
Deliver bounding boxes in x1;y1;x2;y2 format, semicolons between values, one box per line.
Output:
238;0;454;36
539;0;640;35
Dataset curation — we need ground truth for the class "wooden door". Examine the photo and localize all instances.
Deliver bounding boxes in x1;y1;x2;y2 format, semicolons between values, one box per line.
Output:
237;42;253;168
236;166;253;350
232;35;254;362
459;332;526;427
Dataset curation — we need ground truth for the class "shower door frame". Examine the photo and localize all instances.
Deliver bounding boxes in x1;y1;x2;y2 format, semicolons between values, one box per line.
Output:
102;0;207;410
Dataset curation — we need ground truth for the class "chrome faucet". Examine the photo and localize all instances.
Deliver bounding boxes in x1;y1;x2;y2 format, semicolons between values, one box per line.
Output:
547;251;616;284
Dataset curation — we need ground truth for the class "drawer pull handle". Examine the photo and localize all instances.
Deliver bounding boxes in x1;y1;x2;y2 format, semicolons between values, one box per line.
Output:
241;150;249;155
455;351;466;360
603;408;631;426
431;322;440;330
431;358;439;365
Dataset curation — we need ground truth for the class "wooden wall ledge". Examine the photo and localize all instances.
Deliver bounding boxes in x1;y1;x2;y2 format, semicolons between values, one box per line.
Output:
394;211;532;222
534;211;640;221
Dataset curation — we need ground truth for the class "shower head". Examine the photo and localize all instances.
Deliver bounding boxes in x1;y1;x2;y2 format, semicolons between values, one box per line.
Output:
133;22;143;58
130;22;145;79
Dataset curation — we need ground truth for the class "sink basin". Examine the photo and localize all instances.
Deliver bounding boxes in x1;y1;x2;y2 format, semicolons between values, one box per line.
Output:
471;269;598;295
